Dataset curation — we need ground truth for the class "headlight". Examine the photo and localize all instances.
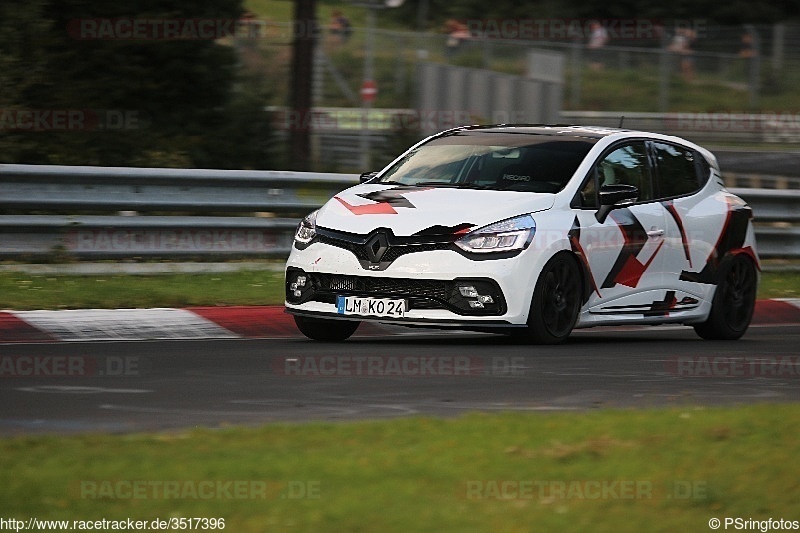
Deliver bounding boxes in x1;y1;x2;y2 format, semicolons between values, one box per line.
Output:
294;210;318;246
454;214;535;253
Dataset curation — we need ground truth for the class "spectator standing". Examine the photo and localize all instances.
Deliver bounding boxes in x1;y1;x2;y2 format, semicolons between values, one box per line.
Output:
444;19;471;58
587;21;609;71
329;10;352;44
739;30;757;58
668;27;696;81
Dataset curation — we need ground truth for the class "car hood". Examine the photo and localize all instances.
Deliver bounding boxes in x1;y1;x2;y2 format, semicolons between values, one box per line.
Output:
316;184;555;237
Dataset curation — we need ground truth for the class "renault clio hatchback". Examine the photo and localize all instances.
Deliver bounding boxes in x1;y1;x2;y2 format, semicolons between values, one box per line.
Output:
285;125;759;344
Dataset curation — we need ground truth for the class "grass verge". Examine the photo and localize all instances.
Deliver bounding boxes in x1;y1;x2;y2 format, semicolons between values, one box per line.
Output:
0;270;796;310
759;271;800;299
0;271;286;310
1;404;798;531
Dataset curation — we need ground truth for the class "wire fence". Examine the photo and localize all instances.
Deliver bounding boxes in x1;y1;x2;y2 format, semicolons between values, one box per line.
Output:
232;21;800;171
240;22;800;113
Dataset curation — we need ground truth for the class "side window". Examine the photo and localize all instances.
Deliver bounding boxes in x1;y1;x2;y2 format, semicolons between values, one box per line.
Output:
579;173;597;208
652;142;701;198
577;142;651;208
597;142;653;202
695;152;711;185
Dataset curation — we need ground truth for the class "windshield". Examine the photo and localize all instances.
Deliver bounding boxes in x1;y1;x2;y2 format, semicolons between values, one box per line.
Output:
377;132;598;193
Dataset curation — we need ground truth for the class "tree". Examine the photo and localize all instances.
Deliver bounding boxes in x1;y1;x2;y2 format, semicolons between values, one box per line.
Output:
1;0;277;169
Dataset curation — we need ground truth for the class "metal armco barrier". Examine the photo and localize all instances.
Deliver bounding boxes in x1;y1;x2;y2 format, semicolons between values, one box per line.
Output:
0;164;797;259
560;111;800;145
0;164;358;259
0;164;356;213
0;215;299;258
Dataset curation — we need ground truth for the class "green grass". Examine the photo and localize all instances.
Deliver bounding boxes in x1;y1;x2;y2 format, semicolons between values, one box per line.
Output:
0;271;285;310
566;64;800;112
0;270;796;310
1;405;799;531
759;270;800;299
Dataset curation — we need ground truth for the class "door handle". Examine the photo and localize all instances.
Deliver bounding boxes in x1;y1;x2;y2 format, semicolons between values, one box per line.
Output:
647;228;665;237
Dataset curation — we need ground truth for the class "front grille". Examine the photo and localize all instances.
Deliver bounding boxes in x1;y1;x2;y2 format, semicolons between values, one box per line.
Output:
381;243;452;262
286;268;507;316
317;234;370;261
316;229;453;269
328;276;356;292
315;273;450;310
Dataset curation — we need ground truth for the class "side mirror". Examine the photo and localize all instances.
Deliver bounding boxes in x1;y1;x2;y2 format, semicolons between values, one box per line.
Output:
360;171;379;183
596;183;638;223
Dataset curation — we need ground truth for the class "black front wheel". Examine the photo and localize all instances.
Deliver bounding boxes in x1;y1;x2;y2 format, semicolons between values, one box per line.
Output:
694;254;757;340
516;253;582;345
293;315;360;342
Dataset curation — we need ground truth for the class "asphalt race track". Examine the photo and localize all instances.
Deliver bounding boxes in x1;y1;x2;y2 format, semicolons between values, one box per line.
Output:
1;324;798;435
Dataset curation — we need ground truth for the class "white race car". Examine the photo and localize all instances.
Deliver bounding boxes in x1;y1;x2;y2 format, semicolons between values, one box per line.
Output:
285;125;759;343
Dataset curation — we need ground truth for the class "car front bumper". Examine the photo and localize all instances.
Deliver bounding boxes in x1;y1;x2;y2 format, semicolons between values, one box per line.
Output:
284;241;552;327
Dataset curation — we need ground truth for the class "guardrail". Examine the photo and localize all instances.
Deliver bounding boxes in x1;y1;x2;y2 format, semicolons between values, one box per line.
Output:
0;215;300;258
0;164;355;213
560;111;800;145
0;164;797;259
0;164;358;259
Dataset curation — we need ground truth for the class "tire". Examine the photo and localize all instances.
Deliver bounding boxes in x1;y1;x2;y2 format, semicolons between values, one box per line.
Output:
694;254;757;340
293;315;360;342
516;252;582;345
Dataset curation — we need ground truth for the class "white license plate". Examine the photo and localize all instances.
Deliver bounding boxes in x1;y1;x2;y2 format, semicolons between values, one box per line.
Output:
336;296;406;318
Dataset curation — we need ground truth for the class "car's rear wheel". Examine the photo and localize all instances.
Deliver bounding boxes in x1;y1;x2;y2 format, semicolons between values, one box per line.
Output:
516;252;582;345
293;315;360;342
694;254;757;340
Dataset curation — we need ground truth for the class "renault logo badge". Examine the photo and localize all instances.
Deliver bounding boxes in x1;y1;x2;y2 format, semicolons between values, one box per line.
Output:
364;233;389;263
